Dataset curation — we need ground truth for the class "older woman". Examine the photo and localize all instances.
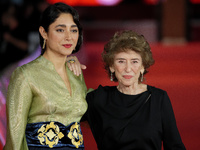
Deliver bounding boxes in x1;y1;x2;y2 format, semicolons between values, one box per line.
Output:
71;30;186;150
4;3;87;150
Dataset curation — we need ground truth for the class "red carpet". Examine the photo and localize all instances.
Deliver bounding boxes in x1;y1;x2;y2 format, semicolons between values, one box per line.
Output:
80;42;200;150
0;42;199;149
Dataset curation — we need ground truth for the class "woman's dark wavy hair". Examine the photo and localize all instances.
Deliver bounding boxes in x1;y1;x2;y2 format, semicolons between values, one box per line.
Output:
39;2;83;55
102;30;155;83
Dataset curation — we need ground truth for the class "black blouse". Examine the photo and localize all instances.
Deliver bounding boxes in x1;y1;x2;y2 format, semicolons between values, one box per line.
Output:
84;85;186;150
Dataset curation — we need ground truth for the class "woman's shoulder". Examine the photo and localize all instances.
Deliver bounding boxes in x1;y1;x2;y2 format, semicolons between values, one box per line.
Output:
20;56;42;69
148;85;168;96
11;56;42;77
97;85;116;92
86;85;116;104
88;85;116;95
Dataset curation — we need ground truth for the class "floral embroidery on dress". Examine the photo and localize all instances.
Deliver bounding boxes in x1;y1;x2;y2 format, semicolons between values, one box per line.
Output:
67;122;83;148
37;122;64;148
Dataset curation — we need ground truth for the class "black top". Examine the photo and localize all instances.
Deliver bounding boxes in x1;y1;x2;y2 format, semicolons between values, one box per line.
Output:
84;85;186;150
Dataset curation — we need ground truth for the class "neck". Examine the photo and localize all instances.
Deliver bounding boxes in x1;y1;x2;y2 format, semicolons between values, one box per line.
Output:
117;83;147;95
43;51;67;71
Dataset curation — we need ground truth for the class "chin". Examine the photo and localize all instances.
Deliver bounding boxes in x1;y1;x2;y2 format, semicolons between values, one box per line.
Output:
63;51;73;56
121;81;136;86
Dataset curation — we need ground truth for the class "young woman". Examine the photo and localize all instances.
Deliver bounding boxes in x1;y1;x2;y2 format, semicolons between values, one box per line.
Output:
4;3;87;150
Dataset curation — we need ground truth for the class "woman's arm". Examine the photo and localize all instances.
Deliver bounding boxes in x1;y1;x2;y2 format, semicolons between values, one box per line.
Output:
161;92;186;150
4;67;32;150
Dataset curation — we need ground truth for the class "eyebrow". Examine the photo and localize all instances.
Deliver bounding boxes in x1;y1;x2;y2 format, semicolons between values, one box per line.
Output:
55;24;78;28
116;58;140;61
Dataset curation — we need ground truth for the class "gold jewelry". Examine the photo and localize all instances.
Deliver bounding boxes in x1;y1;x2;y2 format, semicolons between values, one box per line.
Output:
42;39;46;49
68;59;75;63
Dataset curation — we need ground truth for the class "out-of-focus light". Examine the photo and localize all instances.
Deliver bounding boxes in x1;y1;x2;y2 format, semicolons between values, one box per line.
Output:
143;0;160;5
46;0;122;6
97;0;122;6
190;0;200;3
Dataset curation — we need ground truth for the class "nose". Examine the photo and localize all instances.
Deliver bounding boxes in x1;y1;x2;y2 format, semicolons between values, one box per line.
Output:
65;31;72;40
125;62;131;72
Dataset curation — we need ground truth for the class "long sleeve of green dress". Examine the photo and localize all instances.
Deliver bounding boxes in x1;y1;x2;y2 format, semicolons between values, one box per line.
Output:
4;56;88;150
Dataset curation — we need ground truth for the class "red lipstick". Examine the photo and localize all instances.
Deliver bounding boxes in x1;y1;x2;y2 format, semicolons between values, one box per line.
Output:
63;44;72;48
123;75;133;79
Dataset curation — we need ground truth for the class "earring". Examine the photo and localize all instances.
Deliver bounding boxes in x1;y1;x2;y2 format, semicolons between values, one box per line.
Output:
140;72;143;82
42;39;46;49
110;72;113;81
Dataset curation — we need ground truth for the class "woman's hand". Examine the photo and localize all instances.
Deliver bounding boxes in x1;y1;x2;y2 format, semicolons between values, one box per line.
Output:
66;56;86;76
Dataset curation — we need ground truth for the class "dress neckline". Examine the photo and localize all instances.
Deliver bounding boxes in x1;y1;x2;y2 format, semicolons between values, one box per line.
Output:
115;85;149;96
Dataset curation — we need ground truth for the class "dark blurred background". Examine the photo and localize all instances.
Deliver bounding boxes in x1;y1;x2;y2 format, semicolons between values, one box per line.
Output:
0;0;200;149
1;0;200;49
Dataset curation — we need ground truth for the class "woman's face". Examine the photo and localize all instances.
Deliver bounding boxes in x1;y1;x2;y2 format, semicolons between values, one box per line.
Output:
110;50;144;86
41;13;79;56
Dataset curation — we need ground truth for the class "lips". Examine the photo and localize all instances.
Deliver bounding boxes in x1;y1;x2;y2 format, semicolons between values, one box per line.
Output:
63;44;72;48
123;75;133;79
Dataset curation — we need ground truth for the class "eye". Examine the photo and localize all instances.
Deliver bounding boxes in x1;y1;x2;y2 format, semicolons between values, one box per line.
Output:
71;29;78;33
56;29;64;32
132;61;138;63
118;60;125;63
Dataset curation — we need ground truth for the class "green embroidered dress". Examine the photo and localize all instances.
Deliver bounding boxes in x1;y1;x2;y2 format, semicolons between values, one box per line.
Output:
4;56;88;150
